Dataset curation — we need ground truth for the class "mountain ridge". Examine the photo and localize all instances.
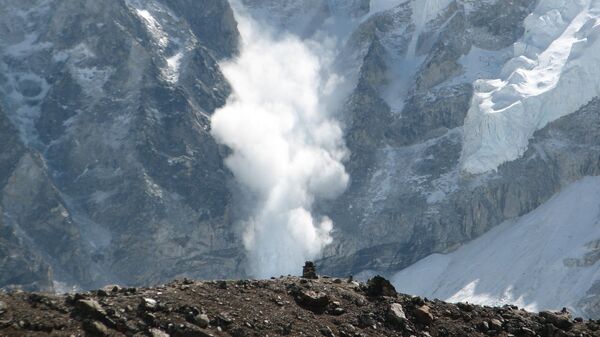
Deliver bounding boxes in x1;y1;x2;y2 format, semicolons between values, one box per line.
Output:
0;274;596;337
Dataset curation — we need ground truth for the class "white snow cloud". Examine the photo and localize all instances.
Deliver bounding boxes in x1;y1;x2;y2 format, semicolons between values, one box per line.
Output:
210;11;349;278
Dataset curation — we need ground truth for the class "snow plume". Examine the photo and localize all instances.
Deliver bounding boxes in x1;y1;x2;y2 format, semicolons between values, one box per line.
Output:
210;11;349;278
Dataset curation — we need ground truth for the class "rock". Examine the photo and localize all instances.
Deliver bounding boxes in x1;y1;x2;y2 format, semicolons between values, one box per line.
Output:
387;303;407;325
0;301;6;315
82;320;110;337
96;289;109;297
302;261;318;279
192;314;210;328
320;326;335;337
173;323;214;337
215;312;233;326
332;307;346;315
540;311;573;330
489;318;503;330
293;289;330;313
365;276;397;297
521;327;536;335
143;312;157;325
102;285;121;293
414;305;434;324
141;298;158;311
478;321;489;331
74;299;107;320
150;328;171;337
357;312;376;328
457;302;474;312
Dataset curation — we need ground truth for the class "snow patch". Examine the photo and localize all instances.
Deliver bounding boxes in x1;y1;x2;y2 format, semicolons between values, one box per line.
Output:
4;33;52;57
127;0;195;84
165;52;184;83
134;9;169;48
393;176;600;317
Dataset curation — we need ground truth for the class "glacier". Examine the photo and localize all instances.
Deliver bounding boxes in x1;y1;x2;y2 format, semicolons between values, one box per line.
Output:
393;176;600;318
462;0;600;174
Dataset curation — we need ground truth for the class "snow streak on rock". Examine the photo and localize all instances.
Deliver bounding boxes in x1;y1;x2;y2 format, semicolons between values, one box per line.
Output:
211;12;349;278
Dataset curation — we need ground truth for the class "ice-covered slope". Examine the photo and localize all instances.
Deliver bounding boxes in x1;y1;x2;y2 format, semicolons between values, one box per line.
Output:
393;176;600;317
462;0;600;174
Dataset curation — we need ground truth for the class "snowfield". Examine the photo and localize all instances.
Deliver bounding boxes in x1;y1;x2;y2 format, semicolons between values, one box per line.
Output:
393;176;600;318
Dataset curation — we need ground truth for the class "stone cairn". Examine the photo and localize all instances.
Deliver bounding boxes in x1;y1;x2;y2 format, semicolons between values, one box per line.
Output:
302;261;318;279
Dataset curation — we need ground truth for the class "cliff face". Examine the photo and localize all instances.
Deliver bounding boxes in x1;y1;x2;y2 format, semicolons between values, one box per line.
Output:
0;0;242;290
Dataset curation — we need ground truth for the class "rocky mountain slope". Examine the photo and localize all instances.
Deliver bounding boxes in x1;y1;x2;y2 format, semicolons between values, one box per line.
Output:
1;274;598;337
2;0;600;319
0;0;242;290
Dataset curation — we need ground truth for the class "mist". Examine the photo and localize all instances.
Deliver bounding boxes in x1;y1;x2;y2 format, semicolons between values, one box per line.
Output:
210;10;349;278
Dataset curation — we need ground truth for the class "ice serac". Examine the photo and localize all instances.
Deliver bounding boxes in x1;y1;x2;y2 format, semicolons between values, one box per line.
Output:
393;176;600;318
462;0;600;174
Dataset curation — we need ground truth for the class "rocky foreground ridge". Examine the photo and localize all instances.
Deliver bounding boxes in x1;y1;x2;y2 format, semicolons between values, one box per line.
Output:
0;270;597;337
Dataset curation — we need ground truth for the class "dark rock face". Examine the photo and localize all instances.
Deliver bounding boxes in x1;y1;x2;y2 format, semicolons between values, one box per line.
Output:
0;106;67;291
161;0;239;59
0;0;242;290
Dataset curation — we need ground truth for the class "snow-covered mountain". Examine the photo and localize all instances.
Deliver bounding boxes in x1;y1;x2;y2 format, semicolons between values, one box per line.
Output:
1;0;600;317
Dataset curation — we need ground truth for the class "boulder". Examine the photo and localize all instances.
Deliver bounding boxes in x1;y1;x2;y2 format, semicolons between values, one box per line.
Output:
82;320;110;337
387;303;407;325
192;313;210;328
366;276;397;297
489;318;503;330
293;289;330;313
74;299;107;320
540;311;573;330
141;298;158;311
414;305;434;324
150;329;170;337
